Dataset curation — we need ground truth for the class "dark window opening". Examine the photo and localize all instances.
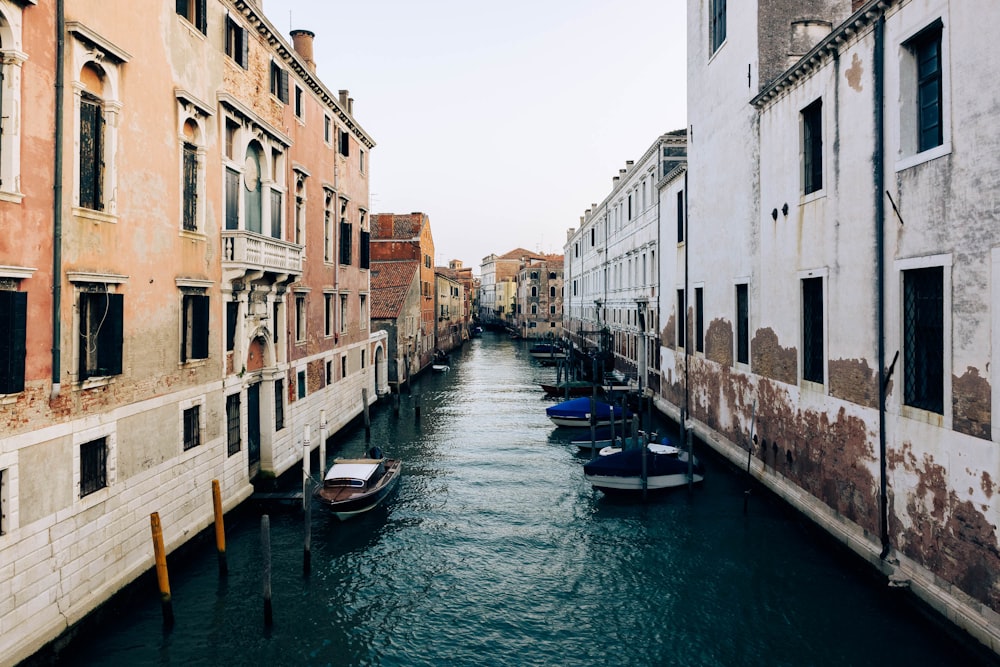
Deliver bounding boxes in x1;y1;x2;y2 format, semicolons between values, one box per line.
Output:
181;293;209;362
80;437;107;497
183;405;201;450
176;0;207;34
802;99;823;194
183;143;198;231
226;300;238;352
913;25;943;152
79;291;123;380
340;221;353;265
0;290;27;394
676;289;686;349
225;15;249;68
736;283;749;365
904;266;943;413
360;230;370;269
270;61;289;103
274;379;285;431
802;277;823;383
79;94;104;211
695;287;704;353
226;393;241;455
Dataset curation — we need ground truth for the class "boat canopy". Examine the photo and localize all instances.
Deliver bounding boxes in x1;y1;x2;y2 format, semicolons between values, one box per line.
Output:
324;462;380;484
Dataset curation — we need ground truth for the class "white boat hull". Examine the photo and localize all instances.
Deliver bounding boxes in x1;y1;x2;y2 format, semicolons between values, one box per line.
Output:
586;471;704;491
549;416;615;428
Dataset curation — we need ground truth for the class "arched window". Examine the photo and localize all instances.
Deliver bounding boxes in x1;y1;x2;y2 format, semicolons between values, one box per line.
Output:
244;143;263;233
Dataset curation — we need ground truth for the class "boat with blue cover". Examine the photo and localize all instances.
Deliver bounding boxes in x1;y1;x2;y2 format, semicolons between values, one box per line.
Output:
546;397;628;428
583;441;704;493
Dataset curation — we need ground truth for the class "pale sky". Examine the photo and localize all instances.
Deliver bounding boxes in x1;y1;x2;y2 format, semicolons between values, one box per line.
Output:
263;0;687;273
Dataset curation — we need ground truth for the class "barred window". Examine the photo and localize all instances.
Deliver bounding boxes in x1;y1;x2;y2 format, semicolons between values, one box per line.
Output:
904;267;943;413
80;437;107;497
226;393;241;455
183;405;201;450
274;379;285;431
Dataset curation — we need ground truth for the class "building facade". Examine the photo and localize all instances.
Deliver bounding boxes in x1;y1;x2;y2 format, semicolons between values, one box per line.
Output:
667;0;1000;653
0;2;384;661
514;255;564;340
565;132;685;390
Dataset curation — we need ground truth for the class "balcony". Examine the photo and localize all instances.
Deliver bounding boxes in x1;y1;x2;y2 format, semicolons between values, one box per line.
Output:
222;230;302;284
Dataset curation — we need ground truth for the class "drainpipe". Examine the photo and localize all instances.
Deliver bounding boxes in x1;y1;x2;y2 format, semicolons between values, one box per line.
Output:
874;12;890;560
684;169;692;484
50;0;65;400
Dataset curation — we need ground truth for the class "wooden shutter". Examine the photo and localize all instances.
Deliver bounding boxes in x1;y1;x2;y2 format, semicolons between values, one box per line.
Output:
183;144;198;230
0;291;27;394
360;230;370;269
225;168;240;230
197;0;207;34
98;293;124;376
280;69;289;103
240;26;249;68
192;294;209;359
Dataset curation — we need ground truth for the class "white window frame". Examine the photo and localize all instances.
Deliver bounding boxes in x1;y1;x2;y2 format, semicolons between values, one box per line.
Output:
0;1;28;202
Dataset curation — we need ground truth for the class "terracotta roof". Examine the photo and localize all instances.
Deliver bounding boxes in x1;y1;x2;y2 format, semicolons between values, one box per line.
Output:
369;260;419;319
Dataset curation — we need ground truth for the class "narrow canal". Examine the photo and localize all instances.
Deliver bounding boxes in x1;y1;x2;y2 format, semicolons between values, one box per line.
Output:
65;332;992;667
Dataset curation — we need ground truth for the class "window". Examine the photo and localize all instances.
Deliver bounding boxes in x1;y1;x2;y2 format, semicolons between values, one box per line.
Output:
182;142;199;230
360;294;368;329
226;393;241;455
176;0;207;34
225;167;240;230
912;25;943;153
339;129;350;157
340;294;348;333
295;295;306;342
628;193;632;220
0;16;27;197
225;14;249;68
244;143;263;234
80;437;107;497
79;290;123;381
531;286;537;297
802;100;823;195
79;92;105;211
550;305;556;315
904;267;943;413
695;287;704;353
360;149;366;173
550;286;556;298
297;369;306;399
802;278;823;383
226;300;238;352
225;119;238;159
359;229;371;269
361;349;366;369
339;198;352;265
710;0;727;53
270;61;289;103
736;283;749;365
294;181;305;244
549;272;557;280
326;360;333;384
181;293;209;362
324;115;332;143
676;290;685;348
0;290;27;394
271;188;283;239
531;304;538;315
294;86;304;119
341;355;347;380
273;380;285;431
324;191;334;262
182;405;201;450
325;293;334;336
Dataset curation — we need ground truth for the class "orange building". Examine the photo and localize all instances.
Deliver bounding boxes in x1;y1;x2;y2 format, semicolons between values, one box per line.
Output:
0;2;383;661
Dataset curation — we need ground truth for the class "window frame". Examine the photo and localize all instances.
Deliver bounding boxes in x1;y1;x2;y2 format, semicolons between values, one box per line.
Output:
735;282;749;366
710;0;727;54
801;276;824;385
226;392;241;455
180;291;210;363
801;98;823;196
225;13;249;68
902;265;945;414
80;437;108;498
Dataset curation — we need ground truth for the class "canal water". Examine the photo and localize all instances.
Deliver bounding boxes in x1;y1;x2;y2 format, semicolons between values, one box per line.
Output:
64;332;992;667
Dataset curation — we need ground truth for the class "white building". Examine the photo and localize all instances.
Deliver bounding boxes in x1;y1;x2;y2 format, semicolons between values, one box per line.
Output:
565;132;686;391
670;0;1000;654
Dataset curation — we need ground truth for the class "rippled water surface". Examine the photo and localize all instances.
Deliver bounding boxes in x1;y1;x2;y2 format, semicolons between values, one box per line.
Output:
69;333;991;666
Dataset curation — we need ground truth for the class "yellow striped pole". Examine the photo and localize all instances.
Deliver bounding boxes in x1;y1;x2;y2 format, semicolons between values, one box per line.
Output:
150;512;174;628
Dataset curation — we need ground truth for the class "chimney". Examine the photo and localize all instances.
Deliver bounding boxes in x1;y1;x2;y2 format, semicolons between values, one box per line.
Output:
613;176;620;186
348;97;354;115
339;89;349;109
625;160;634;169
619;168;627;176
290;30;316;73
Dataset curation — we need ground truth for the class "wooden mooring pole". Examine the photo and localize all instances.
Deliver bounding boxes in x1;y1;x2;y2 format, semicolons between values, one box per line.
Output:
363;388;371;442
211;480;227;577
302;424;311;512
149;512;174;628
262;515;273;626
303;482;312;576
319;409;328;478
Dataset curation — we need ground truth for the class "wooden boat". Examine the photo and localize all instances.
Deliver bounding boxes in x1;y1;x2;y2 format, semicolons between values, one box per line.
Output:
314;449;401;520
583;442;704;493
540;380;593;397
546;397;628;428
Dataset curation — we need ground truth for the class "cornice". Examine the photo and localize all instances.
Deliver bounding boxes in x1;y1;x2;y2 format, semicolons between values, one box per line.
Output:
752;0;896;109
228;0;376;150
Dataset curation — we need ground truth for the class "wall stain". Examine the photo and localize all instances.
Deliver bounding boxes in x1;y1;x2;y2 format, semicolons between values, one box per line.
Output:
983;471;995;500
888;442;1000;610
663;314;676;350
829;357;878;409
845;52;864;91
751;327;797;385
704;317;733;367
952;366;991;440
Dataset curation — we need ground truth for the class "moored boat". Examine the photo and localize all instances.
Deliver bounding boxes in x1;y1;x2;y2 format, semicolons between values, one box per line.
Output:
314;448;402;520
540;380;594;397
529;343;567;361
583;442;704;493
546;397;628;428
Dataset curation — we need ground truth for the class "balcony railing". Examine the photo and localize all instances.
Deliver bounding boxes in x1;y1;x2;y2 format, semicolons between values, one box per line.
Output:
222;230;303;275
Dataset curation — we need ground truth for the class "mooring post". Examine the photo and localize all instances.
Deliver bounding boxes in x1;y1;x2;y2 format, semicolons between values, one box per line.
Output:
302;424;311;512
363;388;371;442
319;409;328;479
303;482;312;576
149;512;174;628
211;480;227;577
262;515;273;627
